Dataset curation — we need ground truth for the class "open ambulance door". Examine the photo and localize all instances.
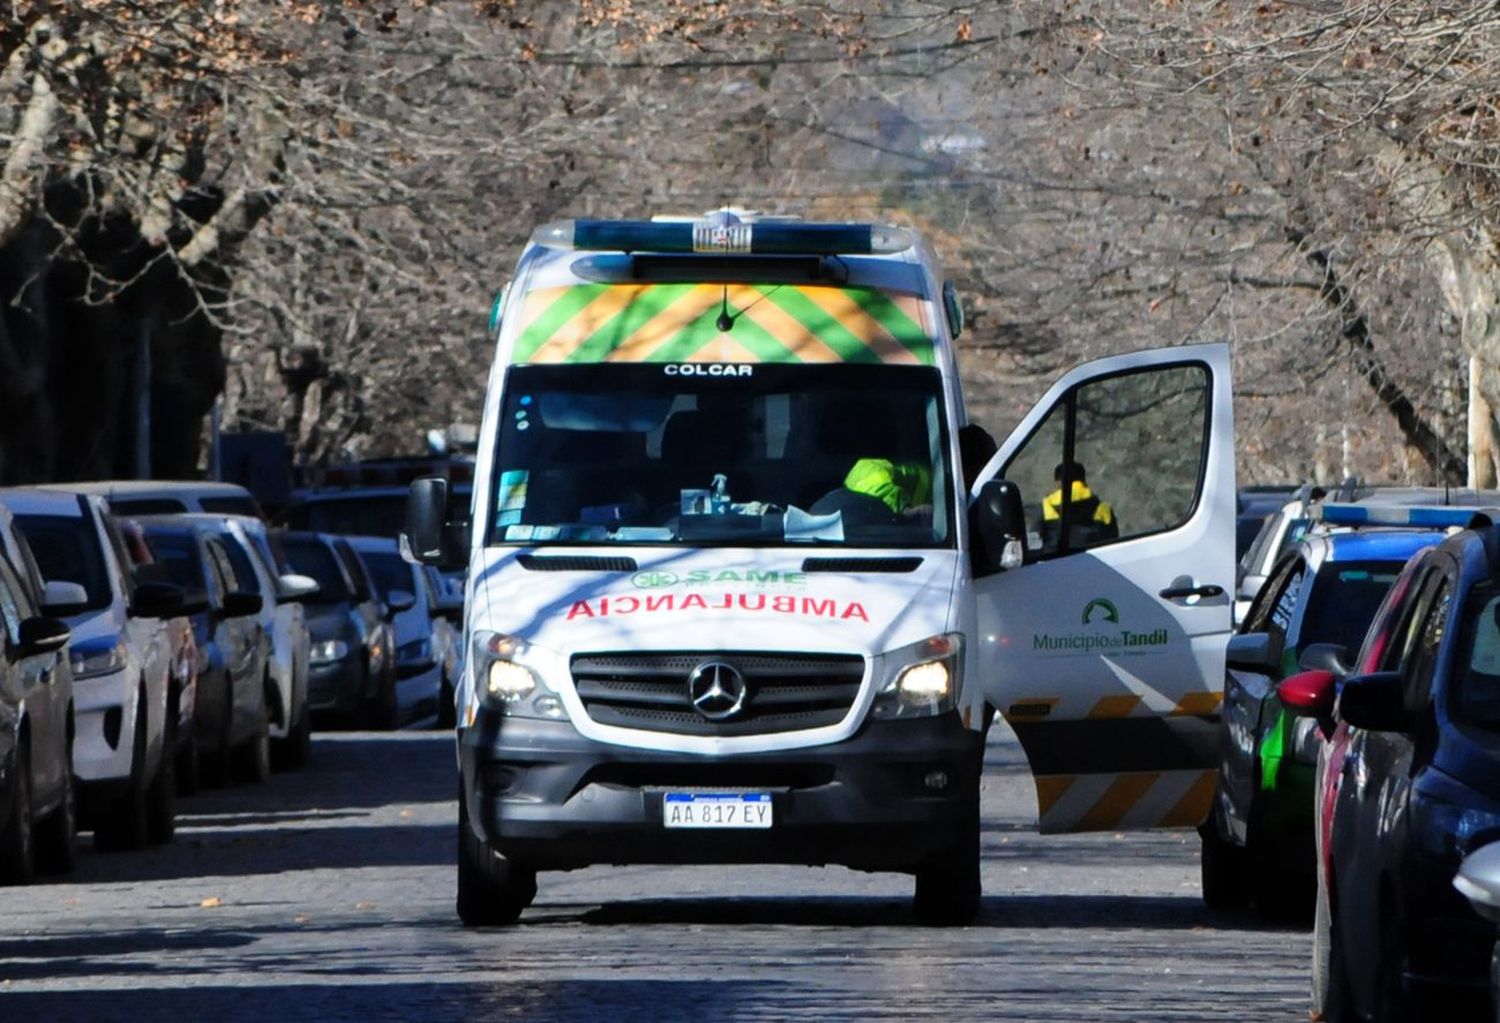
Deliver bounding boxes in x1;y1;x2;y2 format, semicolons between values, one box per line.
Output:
971;343;1235;833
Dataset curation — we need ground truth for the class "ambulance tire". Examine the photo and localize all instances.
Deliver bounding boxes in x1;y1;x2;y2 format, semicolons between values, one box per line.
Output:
913;775;981;926
456;790;536;927
1198;818;1249;912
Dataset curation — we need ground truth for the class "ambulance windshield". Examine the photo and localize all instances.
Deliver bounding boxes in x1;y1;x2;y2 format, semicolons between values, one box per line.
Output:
487;363;953;548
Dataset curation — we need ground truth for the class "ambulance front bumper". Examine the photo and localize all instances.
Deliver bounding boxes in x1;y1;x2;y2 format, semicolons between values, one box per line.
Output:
459;710;981;872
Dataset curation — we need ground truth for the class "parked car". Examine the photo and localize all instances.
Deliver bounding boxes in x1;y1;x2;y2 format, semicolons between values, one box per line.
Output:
75;480;262;519
1203;511;1460;919
1280;519;1500;1020
348;536;442;726
1236;485;1299;563
0;504;75;883
278;532;393;728
136;518;272;786
116;517;203;794
193;515;315;768
0;489;183;850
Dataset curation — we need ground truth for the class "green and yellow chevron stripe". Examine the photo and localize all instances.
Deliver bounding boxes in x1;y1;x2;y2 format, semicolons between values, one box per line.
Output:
511;283;935;366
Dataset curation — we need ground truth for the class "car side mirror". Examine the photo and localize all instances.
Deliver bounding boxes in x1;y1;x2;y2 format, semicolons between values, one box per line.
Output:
1455;842;1500;924
276;573;320;603
405;477;469;569
41;579;90;616
10;616;70;661
1226;632;1278;674
221;591;264;618
1298;642;1351;677
971;479;1027;576
1278;668;1337;738
386;589;416;616
129;580;186;619
1335;670;1408;732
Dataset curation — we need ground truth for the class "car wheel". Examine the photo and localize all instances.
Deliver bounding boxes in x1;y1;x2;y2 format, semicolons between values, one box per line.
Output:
1324;885;1359;1023
437;675;457;729
1199;817;1249;912
0;741;36;885
233;689;271;785
913;764;981;926
272;686;312;771
456;786;536;927
202;685;235;788
176;725;200;797
146;707;177;845
36;762;77;876
1371;898;1418;1023
95;703;150;852
366;669;399;731
1311;874;1333;1018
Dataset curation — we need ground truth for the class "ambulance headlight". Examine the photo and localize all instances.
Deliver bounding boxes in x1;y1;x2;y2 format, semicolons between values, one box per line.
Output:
486;661;537;703
871;633;962;720
472;631;564;719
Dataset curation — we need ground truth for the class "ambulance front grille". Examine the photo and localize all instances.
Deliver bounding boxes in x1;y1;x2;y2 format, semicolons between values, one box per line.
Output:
570;651;865;736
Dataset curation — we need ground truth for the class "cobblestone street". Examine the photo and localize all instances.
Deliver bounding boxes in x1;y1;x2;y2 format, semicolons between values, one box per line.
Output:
1;729;1310;1022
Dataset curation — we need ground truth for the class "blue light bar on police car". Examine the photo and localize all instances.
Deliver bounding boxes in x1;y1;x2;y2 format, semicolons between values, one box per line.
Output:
1310;503;1486;529
530;216;915;256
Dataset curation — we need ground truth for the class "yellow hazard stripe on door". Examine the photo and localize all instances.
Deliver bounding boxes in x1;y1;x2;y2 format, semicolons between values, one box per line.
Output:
1034;769;1216;834
1087;694;1143;719
1170;691;1223;716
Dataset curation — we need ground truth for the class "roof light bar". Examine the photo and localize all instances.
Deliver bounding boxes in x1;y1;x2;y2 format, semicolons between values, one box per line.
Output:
530;214;914;257
1310;503;1485;529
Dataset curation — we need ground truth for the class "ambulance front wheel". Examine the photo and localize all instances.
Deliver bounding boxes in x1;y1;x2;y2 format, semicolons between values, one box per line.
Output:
456;791;537;927
913;780;981;925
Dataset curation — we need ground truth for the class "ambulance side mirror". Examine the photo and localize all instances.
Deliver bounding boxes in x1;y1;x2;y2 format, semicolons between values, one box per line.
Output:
404;477;469;570
971;479;1028;576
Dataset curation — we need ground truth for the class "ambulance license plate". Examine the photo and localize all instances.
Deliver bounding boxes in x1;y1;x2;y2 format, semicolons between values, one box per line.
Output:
662;792;772;829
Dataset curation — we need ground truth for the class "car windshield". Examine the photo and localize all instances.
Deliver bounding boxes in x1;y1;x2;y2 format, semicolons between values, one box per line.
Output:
200;496;259;516
280;537;351;603
1299;559;1405;656
143;532;204;591
487;363;953;548
361;549;414;601
1454;583;1500;728
15;513;113;611
283;494;406;536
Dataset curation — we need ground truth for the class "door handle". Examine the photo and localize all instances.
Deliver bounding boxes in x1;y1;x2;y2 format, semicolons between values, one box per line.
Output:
1159;584;1225;600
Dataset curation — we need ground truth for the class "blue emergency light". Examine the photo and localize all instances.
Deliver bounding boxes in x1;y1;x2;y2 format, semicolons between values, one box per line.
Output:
530;211;915;257
1310;503;1491;529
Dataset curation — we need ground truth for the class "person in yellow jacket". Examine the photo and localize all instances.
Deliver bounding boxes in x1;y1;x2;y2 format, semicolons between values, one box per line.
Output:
843;458;932;518
811;457;933;526
1041;461;1118;549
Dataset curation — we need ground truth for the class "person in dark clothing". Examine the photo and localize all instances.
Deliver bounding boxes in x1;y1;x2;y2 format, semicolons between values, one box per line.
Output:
1041;461;1118;549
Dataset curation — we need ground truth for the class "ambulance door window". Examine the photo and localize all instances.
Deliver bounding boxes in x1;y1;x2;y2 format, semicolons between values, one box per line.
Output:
995;401;1066;553
1070;364;1208;546
999;363;1209;557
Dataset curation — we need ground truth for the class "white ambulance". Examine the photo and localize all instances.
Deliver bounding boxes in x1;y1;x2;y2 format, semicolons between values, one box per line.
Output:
404;210;1236;926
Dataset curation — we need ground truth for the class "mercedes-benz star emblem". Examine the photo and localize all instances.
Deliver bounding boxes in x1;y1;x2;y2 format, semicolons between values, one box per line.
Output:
687;661;748;721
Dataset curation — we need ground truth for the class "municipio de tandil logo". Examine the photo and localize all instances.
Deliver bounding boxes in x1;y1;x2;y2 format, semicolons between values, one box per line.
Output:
1033;597;1168;654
